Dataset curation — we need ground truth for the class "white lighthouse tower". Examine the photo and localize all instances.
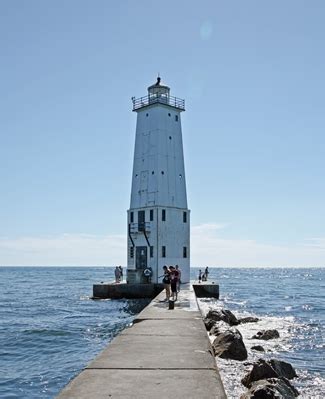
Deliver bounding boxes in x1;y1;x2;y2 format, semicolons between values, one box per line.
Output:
127;77;190;284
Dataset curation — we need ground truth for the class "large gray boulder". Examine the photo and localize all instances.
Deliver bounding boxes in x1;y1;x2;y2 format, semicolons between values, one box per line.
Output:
239;316;259;324
251;345;265;352
269;359;297;380
212;327;248;361
209;324;221;336
203;318;216;331
242;359;278;387
240;378;299;398
209;321;229;336
242;359;297;388
206;309;240;326
251;329;280;340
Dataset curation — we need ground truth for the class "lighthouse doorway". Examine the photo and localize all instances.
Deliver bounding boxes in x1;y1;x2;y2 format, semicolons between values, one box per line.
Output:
136;246;147;270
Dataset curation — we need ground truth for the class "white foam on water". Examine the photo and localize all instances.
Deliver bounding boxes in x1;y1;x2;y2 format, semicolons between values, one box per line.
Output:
197;299;325;398
296;370;325;398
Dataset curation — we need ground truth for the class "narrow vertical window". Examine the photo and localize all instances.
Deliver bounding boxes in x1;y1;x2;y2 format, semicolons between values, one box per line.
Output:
183;247;187;258
150;246;154;258
162;246;166;258
175;115;179;121
138;210;145;232
150;209;154;221
183;211;187;223
130;247;134;258
130;212;134;223
162;209;166;221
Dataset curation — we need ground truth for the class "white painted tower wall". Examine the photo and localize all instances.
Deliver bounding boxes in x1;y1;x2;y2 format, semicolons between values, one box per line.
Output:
127;79;190;284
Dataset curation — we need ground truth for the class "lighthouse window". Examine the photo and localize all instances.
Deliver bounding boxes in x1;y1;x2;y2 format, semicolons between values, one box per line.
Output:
152;171;154;175
130;246;134;258
175;115;179;121
162;209;166;221
150;209;154;221
183;246;187;258
162;246;166;258
130;212;134;223
146;113;149;117
168;113;171;117
183;211;187;223
150;246;154;258
161;171;164;175
138;210;145;232
169;136;172;140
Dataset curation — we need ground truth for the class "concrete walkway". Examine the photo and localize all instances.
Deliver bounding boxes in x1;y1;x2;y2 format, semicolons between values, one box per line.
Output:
56;286;226;399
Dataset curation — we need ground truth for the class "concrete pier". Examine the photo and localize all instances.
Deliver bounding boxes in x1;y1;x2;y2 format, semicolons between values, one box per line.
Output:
56;285;226;399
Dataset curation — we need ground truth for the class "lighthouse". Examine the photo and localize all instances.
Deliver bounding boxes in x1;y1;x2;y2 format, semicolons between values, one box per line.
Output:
127;77;190;284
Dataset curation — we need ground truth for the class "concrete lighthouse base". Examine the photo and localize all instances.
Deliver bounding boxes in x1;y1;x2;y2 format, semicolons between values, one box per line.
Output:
192;282;219;298
93;282;219;300
92;282;164;299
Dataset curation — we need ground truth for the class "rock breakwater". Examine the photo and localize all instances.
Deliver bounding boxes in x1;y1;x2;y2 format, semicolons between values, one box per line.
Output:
202;304;300;398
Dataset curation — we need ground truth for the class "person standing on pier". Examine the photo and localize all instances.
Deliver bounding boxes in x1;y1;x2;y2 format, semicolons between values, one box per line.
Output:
175;265;181;292
119;266;123;281
204;266;209;281
169;266;179;301
198;269;202;283
114;266;121;283
162;266;171;301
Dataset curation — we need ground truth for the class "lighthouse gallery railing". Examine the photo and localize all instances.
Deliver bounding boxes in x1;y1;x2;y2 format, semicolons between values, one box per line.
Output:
132;94;185;111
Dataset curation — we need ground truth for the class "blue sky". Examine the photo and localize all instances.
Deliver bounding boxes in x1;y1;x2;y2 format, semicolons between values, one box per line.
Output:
1;1;324;266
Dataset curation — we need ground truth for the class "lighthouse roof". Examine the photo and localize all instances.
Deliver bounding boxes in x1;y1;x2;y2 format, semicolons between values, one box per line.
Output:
147;76;170;92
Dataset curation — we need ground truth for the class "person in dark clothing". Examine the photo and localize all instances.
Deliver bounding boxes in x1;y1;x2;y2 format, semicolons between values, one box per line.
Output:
119;266;123;281
204;266;209;281
169;266;179;301
115;266;121;283
175;265;181;292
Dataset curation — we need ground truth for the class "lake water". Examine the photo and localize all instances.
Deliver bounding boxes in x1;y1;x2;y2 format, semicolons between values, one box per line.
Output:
0;267;323;398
